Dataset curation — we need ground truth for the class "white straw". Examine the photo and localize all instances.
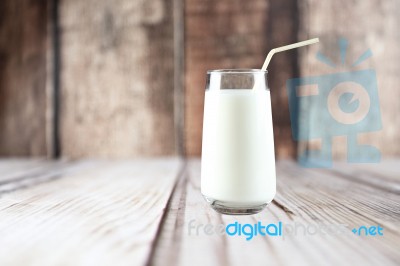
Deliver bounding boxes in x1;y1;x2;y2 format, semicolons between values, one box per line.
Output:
261;38;319;71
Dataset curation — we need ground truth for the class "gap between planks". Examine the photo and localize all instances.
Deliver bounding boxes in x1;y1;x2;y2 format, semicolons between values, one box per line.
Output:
0;158;184;266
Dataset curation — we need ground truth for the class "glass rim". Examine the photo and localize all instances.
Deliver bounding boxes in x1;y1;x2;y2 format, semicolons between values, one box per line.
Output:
207;69;268;74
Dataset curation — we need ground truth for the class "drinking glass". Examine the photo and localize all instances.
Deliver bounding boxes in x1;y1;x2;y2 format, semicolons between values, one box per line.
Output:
201;69;276;215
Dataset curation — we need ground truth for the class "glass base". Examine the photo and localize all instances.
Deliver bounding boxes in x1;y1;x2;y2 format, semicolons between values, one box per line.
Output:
203;195;269;215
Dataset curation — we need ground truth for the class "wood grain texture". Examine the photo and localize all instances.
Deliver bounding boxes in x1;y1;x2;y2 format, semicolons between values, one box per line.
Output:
0;0;48;156
298;0;400;158
148;162;187;266
59;0;175;158
0;158;181;266
0;159;399;265
152;159;400;266
184;0;299;158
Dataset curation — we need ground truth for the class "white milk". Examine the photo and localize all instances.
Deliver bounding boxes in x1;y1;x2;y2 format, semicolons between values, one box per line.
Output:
201;89;276;204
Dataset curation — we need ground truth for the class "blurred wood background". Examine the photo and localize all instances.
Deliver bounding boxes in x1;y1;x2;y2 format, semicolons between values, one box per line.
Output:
298;0;400;158
0;0;399;158
184;0;297;158
59;0;175;158
0;0;48;156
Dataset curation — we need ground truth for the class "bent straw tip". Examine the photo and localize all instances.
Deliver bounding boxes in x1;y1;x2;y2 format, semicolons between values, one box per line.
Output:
261;37;320;71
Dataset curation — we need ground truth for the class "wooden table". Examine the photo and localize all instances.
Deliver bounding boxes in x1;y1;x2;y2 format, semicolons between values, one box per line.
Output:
0;158;399;266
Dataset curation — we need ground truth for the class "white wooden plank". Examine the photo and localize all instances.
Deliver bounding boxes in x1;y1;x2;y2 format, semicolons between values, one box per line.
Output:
2;159;398;266
157;159;400;266
274;160;400;265
177;162;226;266
157;160;317;266
332;160;400;192
148;163;187;266
0;159;46;177
0;158;181;266
0;160;72;185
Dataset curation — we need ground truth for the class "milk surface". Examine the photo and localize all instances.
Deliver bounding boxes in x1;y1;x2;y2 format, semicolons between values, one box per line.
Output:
201;89;276;203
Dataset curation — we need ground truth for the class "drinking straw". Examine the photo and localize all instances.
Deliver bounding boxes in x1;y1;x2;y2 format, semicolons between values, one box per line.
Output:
261;38;319;71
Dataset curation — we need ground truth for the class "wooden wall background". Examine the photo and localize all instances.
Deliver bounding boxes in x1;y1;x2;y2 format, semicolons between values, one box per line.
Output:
184;0;297;158
59;0;175;158
0;0;399;158
298;0;400;158
0;0;48;156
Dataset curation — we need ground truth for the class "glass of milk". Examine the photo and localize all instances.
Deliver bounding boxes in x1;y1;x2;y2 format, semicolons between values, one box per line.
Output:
201;69;276;215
